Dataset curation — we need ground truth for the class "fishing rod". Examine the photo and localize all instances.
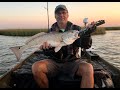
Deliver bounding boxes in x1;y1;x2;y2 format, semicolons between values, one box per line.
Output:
44;2;49;31
47;2;49;31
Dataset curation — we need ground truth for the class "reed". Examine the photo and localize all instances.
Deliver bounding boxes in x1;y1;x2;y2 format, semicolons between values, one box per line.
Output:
92;27;106;35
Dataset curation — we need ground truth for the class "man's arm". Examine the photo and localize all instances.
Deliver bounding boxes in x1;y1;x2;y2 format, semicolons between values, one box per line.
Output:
73;35;92;49
73;22;96;49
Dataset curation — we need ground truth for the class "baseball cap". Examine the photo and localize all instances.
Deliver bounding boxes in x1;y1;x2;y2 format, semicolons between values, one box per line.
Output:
55;4;68;13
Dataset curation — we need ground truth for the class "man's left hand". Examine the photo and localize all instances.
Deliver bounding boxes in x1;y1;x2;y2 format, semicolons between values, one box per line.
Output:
86;21;96;31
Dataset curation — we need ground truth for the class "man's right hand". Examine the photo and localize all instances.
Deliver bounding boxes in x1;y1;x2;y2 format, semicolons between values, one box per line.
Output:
39;42;52;50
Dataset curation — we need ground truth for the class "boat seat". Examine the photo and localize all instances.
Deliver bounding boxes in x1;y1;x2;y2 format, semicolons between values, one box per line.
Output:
49;72;82;88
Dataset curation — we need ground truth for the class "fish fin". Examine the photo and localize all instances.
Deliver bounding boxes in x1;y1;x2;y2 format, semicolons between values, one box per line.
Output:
54;42;66;52
25;32;46;44
10;46;23;61
61;35;71;45
63;39;69;44
63;38;75;45
55;46;62;52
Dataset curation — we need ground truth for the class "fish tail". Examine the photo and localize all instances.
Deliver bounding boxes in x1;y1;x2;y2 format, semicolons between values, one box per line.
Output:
10;46;23;61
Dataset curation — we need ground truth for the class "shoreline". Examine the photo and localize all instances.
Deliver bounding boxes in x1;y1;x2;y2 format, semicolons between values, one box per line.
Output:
0;27;120;36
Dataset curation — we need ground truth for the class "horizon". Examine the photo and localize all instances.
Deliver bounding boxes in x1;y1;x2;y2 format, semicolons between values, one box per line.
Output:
0;2;120;29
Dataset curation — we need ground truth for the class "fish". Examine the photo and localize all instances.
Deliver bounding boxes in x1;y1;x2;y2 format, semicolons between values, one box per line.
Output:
10;30;80;61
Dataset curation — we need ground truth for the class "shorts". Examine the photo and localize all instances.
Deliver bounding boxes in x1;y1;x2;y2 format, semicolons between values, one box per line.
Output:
44;58;87;78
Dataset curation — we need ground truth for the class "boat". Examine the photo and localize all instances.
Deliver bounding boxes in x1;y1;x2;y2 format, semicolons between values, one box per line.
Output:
0;50;120;88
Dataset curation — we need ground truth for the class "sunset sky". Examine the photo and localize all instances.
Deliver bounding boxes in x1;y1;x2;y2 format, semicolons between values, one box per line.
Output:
0;2;120;29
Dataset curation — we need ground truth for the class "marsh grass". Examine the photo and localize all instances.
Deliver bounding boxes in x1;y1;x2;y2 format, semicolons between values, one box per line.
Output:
105;27;120;30
0;27;106;36
92;27;106;35
0;29;48;36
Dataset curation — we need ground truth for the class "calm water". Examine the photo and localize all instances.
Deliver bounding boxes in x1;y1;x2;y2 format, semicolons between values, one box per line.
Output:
0;30;120;76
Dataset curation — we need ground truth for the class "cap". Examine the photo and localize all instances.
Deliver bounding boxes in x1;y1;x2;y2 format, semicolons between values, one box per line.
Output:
55;4;68;13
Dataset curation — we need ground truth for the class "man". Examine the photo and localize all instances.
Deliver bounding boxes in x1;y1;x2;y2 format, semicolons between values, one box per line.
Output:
32;4;95;88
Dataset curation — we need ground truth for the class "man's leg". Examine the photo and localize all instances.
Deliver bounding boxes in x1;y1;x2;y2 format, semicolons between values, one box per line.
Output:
76;62;94;88
32;59;59;88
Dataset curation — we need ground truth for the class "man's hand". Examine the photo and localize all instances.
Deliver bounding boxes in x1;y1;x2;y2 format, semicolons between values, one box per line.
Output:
40;42;52;50
86;21;96;31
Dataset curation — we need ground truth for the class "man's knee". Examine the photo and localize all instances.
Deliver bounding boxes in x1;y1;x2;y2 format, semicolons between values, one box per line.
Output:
85;63;94;73
32;60;48;75
77;63;94;76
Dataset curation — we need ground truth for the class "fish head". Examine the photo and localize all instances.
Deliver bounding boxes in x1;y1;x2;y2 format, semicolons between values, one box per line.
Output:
62;30;80;44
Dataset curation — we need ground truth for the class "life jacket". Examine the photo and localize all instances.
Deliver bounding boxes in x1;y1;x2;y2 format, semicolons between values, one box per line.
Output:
44;21;92;63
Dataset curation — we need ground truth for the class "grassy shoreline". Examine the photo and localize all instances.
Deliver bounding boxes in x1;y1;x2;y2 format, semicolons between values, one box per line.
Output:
105;27;120;30
0;26;119;36
0;29;48;36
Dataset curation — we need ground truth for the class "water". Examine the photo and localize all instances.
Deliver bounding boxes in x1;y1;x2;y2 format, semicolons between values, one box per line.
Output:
0;35;32;76
0;30;120;76
91;30;120;69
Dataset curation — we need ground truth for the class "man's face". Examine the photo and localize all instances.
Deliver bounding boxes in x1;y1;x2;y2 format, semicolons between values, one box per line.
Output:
55;9;69;24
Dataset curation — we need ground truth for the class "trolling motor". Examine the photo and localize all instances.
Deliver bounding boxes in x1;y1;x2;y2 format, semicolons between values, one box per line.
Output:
78;19;105;37
74;19;105;48
75;18;105;56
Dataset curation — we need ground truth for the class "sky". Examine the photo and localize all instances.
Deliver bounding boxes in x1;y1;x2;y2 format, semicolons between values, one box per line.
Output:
0;2;120;29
